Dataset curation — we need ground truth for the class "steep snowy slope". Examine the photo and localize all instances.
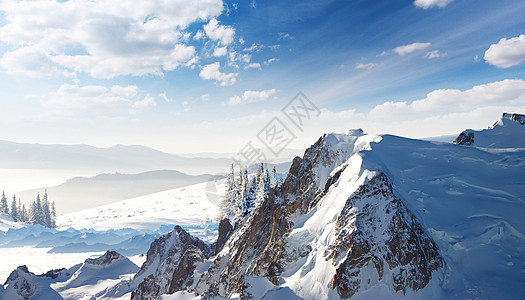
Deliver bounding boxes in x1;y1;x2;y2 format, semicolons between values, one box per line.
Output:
58;181;224;242
453;112;525;147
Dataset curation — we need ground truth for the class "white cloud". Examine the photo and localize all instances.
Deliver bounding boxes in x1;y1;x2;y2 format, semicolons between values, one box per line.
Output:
159;92;173;103
203;18;236;46
369;79;525;119
111;85;139;98
355;63;377;70
130;95;157;114
264;58;279;65
0;0;224;78
213;46;228;57
484;34;525;68
425;50;446;59
181;100;191;112
199;62;239;86
392;42;432;56
194;30;205;40
244;63;261;70
225;89;278;105
199;94;210;101
414;0;454;9
43;84;132;115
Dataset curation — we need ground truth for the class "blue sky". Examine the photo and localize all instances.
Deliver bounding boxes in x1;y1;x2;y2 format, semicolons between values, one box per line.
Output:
0;0;524;155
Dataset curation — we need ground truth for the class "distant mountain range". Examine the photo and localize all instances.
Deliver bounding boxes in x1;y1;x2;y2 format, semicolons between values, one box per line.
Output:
0;140;232;175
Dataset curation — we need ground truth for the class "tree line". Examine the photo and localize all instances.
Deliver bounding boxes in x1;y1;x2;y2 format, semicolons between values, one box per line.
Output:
0;190;57;228
220;163;281;224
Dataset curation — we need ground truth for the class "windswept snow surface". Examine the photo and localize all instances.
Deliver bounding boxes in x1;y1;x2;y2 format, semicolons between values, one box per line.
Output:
58;180;225;242
0;212;23;232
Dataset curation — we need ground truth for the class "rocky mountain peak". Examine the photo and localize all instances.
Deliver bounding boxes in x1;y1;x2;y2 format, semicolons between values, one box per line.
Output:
130;225;212;300
85;250;123;266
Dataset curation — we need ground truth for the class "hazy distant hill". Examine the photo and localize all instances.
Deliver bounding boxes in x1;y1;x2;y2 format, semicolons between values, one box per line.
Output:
0;140;231;175
18;170;220;214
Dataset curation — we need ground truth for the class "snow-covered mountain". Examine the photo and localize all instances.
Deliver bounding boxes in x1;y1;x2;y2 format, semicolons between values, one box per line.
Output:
136;114;524;299
1;251;138;300
453;112;525;147
2;113;524;299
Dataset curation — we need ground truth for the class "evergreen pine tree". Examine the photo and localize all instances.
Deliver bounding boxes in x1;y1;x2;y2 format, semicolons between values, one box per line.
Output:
32;193;44;226
220;164;237;221
21;203;27;222
51;201;57;228
10;195;18;222
271;166;278;188
42;190;51;227
0;191;8;214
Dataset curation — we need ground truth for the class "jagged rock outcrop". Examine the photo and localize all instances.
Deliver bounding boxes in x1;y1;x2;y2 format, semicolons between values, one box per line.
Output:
85;250;123;265
453;132;474;146
504;112;525;125
131;225;212;300
328;172;443;298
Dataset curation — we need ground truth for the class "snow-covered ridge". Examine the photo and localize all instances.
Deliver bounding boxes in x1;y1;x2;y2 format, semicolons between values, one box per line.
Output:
453;112;525;148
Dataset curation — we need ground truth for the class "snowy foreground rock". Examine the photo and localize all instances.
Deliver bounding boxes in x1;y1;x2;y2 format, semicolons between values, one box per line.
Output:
2;113;525;299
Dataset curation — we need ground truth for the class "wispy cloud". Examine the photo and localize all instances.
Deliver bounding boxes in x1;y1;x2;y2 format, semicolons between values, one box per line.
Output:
355;63;378;70
392;42;432;55
425;50;447;59
414;0;454;9
278;32;295;40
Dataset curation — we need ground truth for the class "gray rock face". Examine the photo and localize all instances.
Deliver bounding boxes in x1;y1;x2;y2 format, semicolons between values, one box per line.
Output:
328;172;443;298
131;225;212;300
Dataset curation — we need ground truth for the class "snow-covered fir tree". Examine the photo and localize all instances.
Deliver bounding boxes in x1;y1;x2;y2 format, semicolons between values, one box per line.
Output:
42;190;52;227
219;163;279;224
0;191;8;214
10;195;19;222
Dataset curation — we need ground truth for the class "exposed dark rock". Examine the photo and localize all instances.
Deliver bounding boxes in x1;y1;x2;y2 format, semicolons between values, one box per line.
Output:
503;112;525;125
85;250;123;265
453;132;475;146
328;173;443;298
214;218;233;256
168;245;206;293
131;225;212;300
